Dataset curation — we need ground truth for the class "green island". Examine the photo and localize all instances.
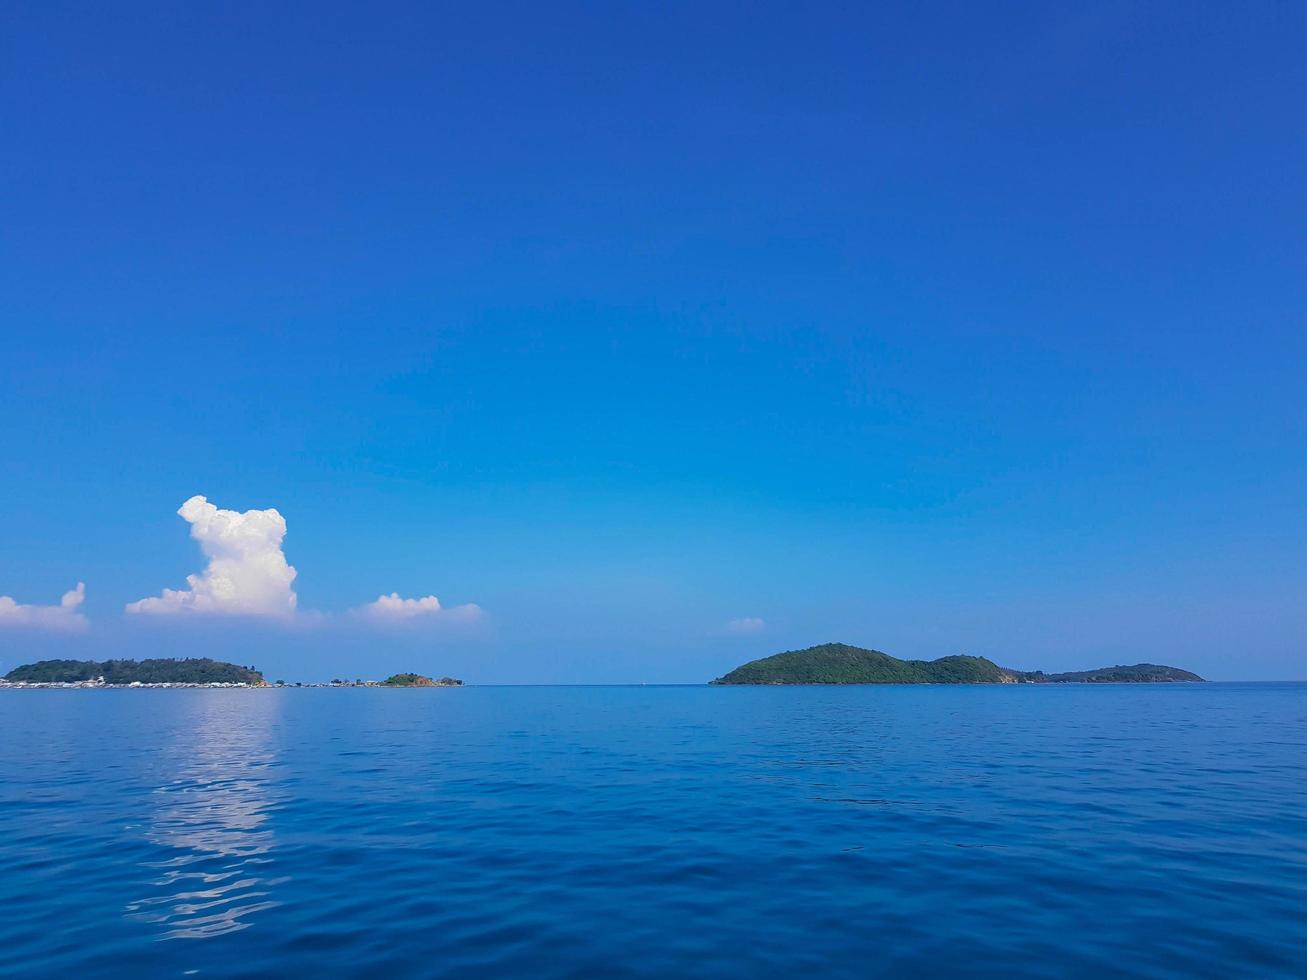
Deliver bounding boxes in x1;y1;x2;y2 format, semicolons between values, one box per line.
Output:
1;659;465;688
711;643;1203;685
4;657;264;685
382;673;463;687
1014;664;1204;683
2;650;1199;688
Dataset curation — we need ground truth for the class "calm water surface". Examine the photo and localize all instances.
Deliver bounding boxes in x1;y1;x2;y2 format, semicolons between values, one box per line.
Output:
1;684;1304;977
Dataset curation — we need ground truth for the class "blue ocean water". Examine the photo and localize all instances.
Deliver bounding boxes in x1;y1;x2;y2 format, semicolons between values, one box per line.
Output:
1;684;1304;978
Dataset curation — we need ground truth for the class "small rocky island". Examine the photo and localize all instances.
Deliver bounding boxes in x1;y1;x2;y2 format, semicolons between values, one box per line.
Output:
711;643;1203;685
382;673;463;687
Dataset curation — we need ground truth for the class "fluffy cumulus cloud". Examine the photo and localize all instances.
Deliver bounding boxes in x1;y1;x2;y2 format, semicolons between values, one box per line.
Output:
122;495;482;627
127;496;298;617
726;617;766;634
359;592;483;624
0;583;88;632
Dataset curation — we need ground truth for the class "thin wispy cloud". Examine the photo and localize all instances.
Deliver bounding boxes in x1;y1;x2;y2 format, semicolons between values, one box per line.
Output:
726;617;765;634
126;496;298;617
0;582;88;632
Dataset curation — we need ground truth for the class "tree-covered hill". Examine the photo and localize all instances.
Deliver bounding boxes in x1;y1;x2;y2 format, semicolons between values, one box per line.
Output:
711;643;1012;685
4;658;265;685
711;644;1204;685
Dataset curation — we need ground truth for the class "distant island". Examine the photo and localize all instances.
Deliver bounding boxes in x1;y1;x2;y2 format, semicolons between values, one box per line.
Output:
4;657;264;686
1015;664;1204;683
711;643;1204;685
382;673;463;687
1;659;465;689
1;649;1202;689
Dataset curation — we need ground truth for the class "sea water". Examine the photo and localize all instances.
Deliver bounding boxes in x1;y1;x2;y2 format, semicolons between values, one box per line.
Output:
1;683;1304;977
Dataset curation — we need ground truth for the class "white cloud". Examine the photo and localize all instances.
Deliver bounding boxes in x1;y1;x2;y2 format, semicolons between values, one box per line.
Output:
0;582;88;632
122;496;484;627
726;616;766;634
126;496;298;617
359;592;484;624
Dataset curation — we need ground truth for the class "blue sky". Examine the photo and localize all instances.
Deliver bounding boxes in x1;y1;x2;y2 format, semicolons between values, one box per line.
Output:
2;2;1304;681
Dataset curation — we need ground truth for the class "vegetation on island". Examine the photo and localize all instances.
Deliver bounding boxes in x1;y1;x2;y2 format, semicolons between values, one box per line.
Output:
3;658;265;685
711;643;1011;685
1;660;465;688
711;643;1203;685
382;673;463;687
1018;663;1204;683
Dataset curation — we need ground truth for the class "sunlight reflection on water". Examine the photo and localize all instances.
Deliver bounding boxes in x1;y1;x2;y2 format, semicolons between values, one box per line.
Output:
125;694;285;940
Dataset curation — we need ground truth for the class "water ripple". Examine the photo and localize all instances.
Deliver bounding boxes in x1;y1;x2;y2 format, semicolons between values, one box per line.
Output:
1;684;1305;977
